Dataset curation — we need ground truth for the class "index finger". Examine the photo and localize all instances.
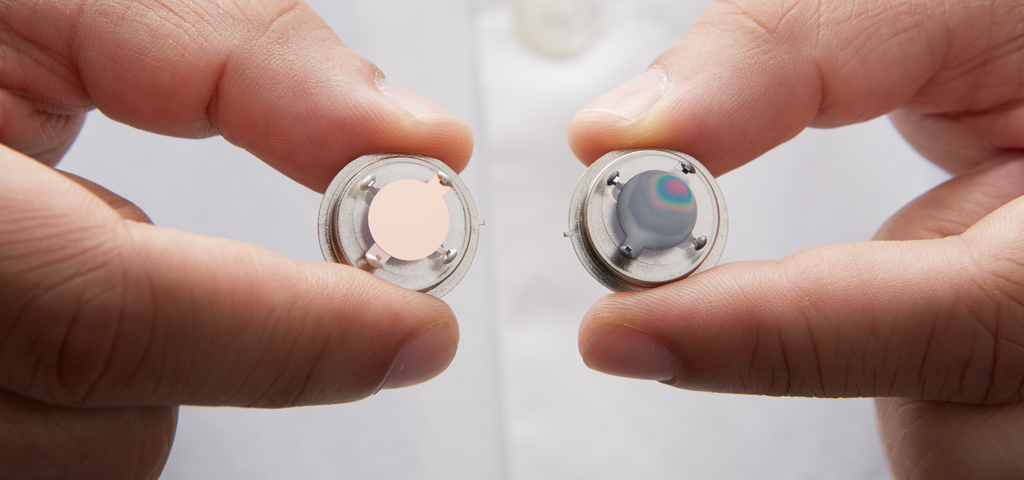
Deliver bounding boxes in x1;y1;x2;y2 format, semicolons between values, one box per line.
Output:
566;0;1016;175
1;0;473;189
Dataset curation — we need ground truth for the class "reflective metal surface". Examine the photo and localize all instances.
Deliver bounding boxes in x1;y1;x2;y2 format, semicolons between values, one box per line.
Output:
566;149;728;292
319;154;482;297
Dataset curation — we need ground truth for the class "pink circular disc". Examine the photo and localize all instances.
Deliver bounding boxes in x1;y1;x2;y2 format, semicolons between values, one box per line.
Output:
368;176;451;261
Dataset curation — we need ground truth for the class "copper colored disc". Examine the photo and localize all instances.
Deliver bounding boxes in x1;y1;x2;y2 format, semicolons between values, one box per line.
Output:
367;175;451;261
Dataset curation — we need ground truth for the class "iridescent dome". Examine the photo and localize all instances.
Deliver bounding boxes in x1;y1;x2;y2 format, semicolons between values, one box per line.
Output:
616;171;697;259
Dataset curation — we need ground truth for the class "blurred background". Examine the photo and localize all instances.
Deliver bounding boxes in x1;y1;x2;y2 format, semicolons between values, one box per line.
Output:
58;1;951;478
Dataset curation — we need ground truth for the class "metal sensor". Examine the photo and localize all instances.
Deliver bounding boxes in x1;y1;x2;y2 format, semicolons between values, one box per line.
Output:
318;154;482;297
566;149;728;292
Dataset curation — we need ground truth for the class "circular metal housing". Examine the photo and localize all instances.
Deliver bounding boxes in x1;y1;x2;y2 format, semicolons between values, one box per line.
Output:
319;154;482;297
566;149;728;292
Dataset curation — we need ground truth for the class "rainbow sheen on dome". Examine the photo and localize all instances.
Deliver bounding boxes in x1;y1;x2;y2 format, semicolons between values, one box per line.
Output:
615;170;699;259
647;173;696;218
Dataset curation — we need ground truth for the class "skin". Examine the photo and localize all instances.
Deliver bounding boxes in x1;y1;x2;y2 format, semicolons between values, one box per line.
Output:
6;0;1022;478
570;0;1024;478
0;0;473;478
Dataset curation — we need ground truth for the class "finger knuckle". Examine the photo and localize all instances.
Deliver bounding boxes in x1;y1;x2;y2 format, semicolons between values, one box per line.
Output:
761;258;835;398
707;0;819;44
0;235;149;406
956;252;1024;403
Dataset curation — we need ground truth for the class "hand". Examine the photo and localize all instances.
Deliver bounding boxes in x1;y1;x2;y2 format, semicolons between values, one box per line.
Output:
0;1;473;478
568;0;1024;478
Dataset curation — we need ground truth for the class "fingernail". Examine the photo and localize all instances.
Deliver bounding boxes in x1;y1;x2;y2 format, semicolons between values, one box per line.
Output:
582;324;676;381
381;323;458;390
377;78;452;119
579;68;669;121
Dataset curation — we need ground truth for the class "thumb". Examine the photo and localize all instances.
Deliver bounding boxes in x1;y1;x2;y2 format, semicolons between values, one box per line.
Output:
0;147;459;408
579;158;1024;402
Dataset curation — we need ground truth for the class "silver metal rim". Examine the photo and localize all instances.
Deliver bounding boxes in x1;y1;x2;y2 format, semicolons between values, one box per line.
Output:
567;149;729;292
318;154;482;298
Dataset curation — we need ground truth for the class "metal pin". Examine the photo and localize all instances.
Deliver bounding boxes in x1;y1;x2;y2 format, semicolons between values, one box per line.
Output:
365;253;385;269
606;171;624;191
442;248;458;265
432;246;459;265
359;174;379;204
678;161;696;174
365;244;390;269
436;171;453;188
618;244;638;259
358;174;376;191
693;236;708;251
